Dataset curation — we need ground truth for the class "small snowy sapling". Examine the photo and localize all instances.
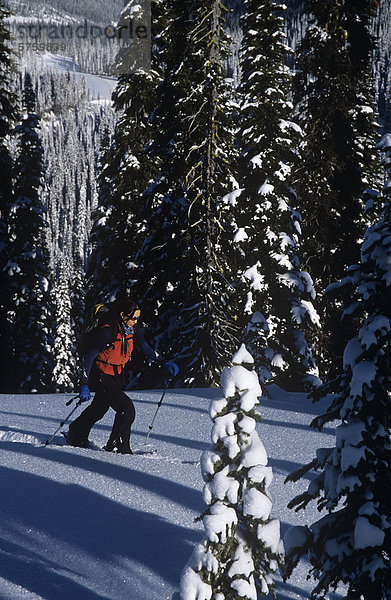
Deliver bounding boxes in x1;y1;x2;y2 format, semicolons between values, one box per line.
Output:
180;344;283;600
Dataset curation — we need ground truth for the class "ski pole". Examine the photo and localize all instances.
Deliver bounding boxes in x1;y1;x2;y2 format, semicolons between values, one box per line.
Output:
66;394;80;406
144;378;172;445
44;397;83;446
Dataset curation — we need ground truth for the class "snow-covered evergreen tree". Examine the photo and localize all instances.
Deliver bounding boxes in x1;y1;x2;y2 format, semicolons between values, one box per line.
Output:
35;70;114;293
353;70;382;195
87;0;163;303
293;0;378;288
52;259;76;392
0;2;15;218
242;312;273;387
136;0;240;386
232;0;319;390
0;1;17;391
293;0;380;377
132;0;194;345
285;133;391;599
181;345;283;599
7;72;54;392
70;258;86;385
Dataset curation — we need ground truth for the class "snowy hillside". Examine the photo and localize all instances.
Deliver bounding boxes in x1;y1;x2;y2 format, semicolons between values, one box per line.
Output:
36;53;117;101
6;0;125;79
6;0;124;27
0;387;344;599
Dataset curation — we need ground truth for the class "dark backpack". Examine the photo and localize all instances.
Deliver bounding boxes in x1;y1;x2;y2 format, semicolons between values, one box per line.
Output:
78;303;119;357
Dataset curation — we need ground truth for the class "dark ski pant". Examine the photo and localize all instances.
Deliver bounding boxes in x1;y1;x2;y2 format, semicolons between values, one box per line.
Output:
69;371;135;450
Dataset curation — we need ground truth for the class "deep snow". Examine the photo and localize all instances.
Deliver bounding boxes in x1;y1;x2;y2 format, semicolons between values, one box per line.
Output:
0;386;344;599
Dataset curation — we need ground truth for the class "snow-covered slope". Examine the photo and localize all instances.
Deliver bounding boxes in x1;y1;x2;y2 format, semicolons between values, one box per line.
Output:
6;0;123;26
6;0;123;90
36;53;116;101
0;387;344;599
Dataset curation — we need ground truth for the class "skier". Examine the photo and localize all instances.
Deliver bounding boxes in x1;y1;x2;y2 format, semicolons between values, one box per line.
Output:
67;296;178;453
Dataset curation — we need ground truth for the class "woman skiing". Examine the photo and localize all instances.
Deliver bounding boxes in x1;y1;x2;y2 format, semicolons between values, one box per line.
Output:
67;296;178;453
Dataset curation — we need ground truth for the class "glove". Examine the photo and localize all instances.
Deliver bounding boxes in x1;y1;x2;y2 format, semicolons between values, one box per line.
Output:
164;361;179;377
79;384;91;403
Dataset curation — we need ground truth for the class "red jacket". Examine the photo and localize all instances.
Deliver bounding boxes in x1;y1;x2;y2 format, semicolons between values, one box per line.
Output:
96;322;134;376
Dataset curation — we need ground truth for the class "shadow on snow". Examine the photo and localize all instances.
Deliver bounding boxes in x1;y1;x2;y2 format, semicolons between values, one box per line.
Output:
0;465;201;600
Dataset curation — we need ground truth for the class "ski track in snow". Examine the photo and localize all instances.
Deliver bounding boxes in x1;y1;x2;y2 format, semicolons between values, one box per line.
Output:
0;428;200;465
0;387;345;600
0;429;40;446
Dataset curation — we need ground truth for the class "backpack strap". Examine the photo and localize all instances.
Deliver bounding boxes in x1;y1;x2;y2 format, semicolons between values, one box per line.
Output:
101;319;120;347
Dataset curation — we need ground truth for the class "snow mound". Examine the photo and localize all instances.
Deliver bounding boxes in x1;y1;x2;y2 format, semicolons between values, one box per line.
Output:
0;429;40;446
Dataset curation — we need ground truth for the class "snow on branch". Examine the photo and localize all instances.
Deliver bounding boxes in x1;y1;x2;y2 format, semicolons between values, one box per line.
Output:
180;345;283;599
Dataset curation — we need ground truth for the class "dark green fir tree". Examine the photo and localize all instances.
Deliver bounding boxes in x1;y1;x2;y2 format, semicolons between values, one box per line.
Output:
0;1;17;391
233;0;319;390
86;0;164;304
293;0;379;376
7;72;54;392
137;0;240;386
285;133;391;600
132;0;196;379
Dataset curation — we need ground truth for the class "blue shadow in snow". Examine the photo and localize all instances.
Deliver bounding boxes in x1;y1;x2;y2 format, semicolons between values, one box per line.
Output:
0;414;210;457
1;442;203;513
268;456;316;482
133;395;209;415
260;386;334;417
133;430;210;452
260;417;335;437
0;465;202;600
0;409;73;425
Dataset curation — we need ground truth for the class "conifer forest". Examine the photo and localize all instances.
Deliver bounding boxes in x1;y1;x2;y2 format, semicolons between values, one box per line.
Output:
2;2;391;599
0;0;390;395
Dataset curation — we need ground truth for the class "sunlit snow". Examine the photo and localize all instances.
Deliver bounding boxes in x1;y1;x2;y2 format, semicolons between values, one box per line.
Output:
0;387;345;599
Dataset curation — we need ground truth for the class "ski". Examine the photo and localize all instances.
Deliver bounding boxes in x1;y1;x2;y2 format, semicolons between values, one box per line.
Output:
61;432;157;455
133;447;157;456
61;431;101;451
